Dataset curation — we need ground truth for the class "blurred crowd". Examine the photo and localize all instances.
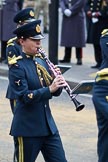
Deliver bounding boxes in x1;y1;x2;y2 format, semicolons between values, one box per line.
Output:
0;0;108;69
0;1;108;162
0;0;49;63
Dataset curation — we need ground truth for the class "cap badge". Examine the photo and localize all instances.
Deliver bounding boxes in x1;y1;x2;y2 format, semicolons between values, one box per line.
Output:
36;25;41;33
29;10;34;17
106;96;108;101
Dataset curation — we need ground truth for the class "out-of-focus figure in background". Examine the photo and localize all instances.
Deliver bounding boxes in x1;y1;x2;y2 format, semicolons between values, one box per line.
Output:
59;0;86;65
85;0;108;69
6;7;36;114
0;0;23;63
92;28;108;162
34;0;49;33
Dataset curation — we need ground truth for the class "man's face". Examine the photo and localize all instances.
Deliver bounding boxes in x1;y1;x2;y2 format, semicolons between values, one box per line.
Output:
20;38;41;55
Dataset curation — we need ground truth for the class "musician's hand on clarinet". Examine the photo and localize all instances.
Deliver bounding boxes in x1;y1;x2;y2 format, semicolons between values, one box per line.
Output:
49;75;67;93
38;47;85;111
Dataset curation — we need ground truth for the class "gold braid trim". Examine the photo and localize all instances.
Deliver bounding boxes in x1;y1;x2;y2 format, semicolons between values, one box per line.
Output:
97;68;108;76
7;43;15;47
7;37;17;44
36;63;53;86
101;29;108;37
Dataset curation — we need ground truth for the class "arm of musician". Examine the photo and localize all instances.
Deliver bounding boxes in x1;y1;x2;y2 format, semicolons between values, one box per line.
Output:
49;75;67;96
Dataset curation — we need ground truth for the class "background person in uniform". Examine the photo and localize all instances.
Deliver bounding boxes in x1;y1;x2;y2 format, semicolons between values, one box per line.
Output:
6;8;36;161
8;20;68;162
0;0;22;63
85;0;108;68
92;29;108;162
6;7;36;114
59;0;86;65
34;0;49;33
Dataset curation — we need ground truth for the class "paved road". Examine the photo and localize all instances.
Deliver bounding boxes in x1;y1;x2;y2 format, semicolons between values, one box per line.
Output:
0;77;98;162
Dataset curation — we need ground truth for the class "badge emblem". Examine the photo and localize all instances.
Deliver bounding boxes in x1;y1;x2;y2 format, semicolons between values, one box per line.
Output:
29;10;34;17
15;80;21;86
28;93;33;99
36;25;41;33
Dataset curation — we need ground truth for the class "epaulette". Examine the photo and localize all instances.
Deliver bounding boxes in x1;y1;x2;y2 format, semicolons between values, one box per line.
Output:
7;43;15;47
8;55;23;65
97;68;108;76
101;29;108;37
7;37;17;45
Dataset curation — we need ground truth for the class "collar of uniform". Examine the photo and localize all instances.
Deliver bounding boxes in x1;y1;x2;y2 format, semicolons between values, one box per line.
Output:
22;52;44;60
35;53;44;59
22;52;35;59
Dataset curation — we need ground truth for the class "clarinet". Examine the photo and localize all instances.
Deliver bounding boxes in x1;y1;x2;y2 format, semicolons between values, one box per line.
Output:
38;48;85;111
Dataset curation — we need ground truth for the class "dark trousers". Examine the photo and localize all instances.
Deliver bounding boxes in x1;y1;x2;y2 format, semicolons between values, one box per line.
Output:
93;44;102;65
13;132;67;162
64;47;82;61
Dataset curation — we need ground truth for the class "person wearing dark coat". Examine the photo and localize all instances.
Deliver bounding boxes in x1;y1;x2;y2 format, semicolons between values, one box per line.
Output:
92;29;108;162
6;7;36;114
6;8;36;161
59;0;86;65
85;0;108;68
0;0;21;63
8;20;67;162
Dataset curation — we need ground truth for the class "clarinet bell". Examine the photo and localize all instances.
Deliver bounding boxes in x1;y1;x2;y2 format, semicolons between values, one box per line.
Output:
72;97;85;111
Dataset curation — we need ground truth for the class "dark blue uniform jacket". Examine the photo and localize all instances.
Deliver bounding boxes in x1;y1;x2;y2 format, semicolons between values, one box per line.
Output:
8;52;62;137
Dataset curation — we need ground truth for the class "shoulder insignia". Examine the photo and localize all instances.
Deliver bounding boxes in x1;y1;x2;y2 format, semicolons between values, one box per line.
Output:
8;55;23;65
7;37;17;45
97;68;108;76
8;51;12;55
7;43;15;47
101;29;108;37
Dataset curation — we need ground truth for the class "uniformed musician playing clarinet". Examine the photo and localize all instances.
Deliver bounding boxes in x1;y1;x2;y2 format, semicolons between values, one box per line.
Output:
8;19;68;162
